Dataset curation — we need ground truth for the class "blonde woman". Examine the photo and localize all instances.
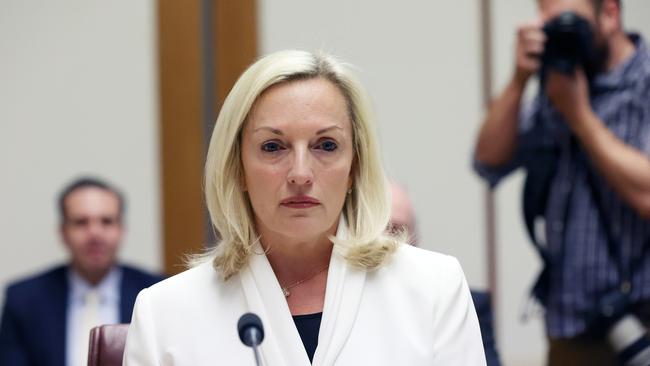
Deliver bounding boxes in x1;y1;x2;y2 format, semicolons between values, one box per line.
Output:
124;50;486;365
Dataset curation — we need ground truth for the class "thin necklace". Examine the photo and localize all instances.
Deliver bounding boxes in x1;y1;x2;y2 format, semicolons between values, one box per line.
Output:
281;264;329;298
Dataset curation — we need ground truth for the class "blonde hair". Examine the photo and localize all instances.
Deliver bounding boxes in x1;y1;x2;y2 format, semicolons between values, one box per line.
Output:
198;50;398;279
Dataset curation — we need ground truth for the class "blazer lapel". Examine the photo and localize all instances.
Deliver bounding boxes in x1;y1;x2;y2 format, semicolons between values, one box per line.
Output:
312;246;366;366
48;267;68;366
240;249;311;366
119;267;137;323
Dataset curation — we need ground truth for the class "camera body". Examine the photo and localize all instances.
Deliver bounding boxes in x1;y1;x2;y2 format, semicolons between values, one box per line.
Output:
541;11;595;76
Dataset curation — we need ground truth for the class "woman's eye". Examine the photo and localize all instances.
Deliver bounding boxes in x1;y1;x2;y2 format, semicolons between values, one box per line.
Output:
261;141;283;152
317;140;338;152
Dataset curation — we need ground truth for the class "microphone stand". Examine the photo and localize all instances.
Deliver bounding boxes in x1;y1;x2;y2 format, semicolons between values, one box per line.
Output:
250;328;262;366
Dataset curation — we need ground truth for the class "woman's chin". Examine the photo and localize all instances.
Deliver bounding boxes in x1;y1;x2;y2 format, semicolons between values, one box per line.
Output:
275;220;334;239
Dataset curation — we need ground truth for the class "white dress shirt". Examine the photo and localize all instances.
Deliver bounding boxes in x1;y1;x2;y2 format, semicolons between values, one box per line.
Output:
66;266;121;366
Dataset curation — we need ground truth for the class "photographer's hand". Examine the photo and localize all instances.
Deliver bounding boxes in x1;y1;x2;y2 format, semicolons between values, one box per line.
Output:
514;19;545;85
545;68;591;127
546;68;650;219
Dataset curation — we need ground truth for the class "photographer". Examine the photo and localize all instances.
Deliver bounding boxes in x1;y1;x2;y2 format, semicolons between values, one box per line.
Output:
473;0;650;365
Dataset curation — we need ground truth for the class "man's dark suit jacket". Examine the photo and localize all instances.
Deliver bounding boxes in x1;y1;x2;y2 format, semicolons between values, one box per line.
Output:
0;265;163;366
471;291;502;366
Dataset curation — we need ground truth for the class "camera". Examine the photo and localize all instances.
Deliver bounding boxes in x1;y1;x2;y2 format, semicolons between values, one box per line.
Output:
541;11;595;76
588;290;650;365
608;315;650;366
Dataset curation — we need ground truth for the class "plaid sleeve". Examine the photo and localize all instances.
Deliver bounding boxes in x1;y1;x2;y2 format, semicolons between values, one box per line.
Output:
636;72;650;156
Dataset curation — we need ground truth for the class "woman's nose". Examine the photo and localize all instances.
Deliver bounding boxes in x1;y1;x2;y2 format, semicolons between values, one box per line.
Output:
287;147;313;185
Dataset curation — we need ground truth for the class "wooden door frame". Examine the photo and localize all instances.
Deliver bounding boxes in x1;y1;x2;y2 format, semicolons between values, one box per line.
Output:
157;0;257;275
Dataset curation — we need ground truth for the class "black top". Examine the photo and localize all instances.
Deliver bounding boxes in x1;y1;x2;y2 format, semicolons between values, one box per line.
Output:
292;312;322;363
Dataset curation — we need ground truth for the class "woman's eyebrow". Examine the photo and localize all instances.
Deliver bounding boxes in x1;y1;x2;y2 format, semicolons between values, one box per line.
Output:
252;125;343;135
316;125;343;135
253;126;283;135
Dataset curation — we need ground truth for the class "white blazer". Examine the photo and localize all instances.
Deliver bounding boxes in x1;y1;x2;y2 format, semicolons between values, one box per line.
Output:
124;239;486;365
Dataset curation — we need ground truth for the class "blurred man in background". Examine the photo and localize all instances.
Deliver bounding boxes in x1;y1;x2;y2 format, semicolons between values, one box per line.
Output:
474;0;650;364
0;177;163;366
387;182;418;245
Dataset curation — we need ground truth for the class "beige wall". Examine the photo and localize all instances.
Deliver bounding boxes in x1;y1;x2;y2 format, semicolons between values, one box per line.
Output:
0;0;161;306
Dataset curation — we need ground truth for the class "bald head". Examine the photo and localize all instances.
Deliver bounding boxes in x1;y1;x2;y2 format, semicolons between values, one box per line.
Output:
388;182;418;245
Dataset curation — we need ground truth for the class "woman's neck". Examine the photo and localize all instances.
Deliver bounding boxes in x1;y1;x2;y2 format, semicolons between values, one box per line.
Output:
262;233;334;283
261;233;334;315
255;217;339;281
257;221;339;314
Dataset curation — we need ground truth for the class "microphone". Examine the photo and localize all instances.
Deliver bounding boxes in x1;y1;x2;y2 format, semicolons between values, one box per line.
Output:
238;312;265;366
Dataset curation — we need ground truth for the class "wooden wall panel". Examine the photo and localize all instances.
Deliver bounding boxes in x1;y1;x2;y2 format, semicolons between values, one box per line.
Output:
158;0;257;275
158;0;205;275
213;0;258;108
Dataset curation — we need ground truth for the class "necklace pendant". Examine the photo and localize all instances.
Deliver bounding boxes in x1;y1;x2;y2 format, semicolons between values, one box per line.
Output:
282;287;290;297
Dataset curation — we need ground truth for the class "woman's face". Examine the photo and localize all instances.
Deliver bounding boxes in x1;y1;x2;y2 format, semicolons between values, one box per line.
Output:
241;77;354;243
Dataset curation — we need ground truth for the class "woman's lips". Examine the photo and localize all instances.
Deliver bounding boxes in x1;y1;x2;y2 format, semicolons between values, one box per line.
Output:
280;196;320;209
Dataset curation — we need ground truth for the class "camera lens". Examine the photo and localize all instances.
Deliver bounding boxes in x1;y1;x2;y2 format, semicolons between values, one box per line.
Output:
608;315;650;366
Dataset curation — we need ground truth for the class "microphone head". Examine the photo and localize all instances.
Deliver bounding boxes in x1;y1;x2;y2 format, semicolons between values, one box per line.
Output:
237;312;265;347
